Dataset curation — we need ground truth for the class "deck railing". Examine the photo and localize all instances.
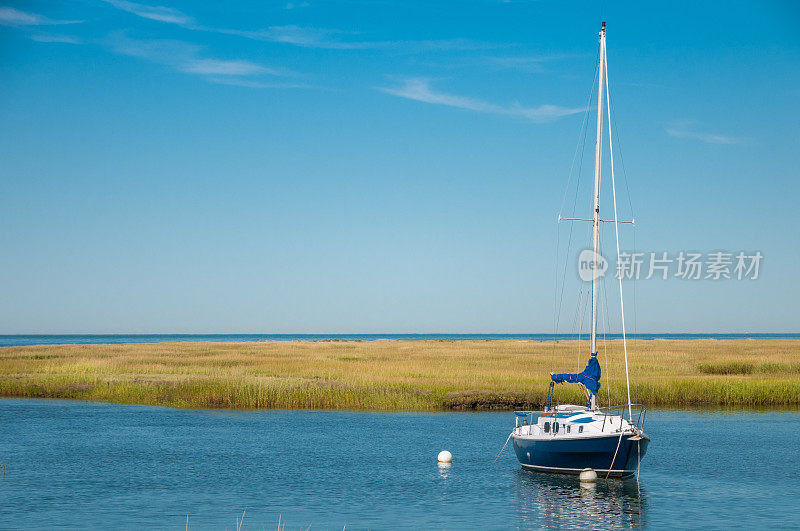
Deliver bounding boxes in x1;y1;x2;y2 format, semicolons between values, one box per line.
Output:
514;403;647;431
596;404;647;431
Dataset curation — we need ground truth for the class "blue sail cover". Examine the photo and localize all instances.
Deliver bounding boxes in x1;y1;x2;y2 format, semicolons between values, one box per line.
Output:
551;354;601;394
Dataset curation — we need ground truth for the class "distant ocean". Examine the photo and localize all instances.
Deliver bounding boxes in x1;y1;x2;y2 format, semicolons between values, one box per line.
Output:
0;333;798;347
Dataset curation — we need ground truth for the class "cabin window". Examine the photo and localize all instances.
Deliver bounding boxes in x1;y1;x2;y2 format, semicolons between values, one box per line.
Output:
567;425;571;433
579;426;584;433
554;422;559;434
543;422;550;433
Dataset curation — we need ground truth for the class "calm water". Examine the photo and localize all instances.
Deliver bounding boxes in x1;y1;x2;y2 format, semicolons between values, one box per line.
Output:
1;333;798;347
1;400;799;529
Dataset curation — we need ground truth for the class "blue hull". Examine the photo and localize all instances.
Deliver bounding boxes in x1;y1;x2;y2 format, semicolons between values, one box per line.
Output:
513;433;648;477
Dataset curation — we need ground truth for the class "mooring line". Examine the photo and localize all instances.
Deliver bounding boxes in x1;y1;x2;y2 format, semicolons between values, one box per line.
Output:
605;430;625;479
494;431;514;464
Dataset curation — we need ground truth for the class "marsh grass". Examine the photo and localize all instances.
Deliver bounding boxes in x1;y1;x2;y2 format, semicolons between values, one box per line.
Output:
698;361;755;375
699;361;800;375
0;339;799;410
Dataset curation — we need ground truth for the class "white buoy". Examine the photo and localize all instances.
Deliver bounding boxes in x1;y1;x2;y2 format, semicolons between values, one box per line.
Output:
437;450;452;464
579;468;598;483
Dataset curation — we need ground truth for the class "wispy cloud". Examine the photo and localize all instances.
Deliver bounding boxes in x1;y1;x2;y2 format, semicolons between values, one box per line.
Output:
4;3;308;88
485;53;577;73
101;0;194;25
666;121;745;145
223;25;360;49
378;78;583;122
487;56;549;72
28;33;82;44
180;58;275;76
205;77;312;89
105;32;294;85
107;33;198;61
284;1;310;9
218;25;488;52
0;7;81;26
99;1;489;53
413;52;578;77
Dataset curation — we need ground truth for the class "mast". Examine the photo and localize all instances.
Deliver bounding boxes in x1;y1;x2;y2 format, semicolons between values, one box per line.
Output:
590;22;606;372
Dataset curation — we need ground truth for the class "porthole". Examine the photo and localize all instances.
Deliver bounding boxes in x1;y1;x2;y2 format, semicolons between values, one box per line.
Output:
579;426;584;433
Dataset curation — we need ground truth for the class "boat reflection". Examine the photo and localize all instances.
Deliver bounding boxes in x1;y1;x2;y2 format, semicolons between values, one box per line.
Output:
514;470;647;528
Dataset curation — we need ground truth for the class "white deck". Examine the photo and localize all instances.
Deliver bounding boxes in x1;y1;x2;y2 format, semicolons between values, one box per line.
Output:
513;404;640;442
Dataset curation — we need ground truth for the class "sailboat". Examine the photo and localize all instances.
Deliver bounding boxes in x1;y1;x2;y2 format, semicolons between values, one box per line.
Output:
511;23;649;478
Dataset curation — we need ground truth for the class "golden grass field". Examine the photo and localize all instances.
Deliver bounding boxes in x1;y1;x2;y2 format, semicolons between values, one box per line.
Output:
0;339;799;410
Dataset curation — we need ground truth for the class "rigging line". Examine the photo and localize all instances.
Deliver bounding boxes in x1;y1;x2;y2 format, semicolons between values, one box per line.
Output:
609;98;636;219
576;266;592;373
578;225;595;373
551;53;600;372
601;252;612;408
608;86;639;378
551;214;564;372
566;281;586;402
558;161;592;379
558;50;600;220
631;224;638;403
605;39;633;420
572;196;594;367
596;226;611;407
575;286;586;373
600;224;614;406
578;211;594;372
572;239;590;373
565;286;583;375
569;293;578;374
561;287;582;402
608;62;640;410
603;314;610;408
560;281;586;405
633;228;637;339
605;64;638;382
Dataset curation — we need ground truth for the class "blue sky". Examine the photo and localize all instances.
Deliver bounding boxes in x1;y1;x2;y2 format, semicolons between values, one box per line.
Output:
0;0;798;333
